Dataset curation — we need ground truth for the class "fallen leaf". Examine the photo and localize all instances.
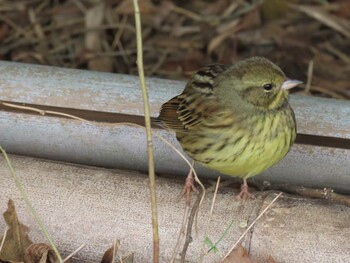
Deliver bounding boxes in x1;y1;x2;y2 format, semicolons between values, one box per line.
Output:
121;253;134;263
101;244;115;263
333;1;350;18
267;255;279;263
85;2;113;72
24;243;58;263
290;4;350;38
100;243;134;263
222;245;255;263
0;200;32;261
0;24;9;42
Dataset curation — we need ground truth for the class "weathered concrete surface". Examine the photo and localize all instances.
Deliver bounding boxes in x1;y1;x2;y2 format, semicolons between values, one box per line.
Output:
1;155;349;262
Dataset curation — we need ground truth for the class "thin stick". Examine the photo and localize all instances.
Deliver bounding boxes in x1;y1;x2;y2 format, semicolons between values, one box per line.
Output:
0;226;8;254
63;244;86;262
169;205;191;263
305;60;314;94
1;99;201;196
1;101;207;262
199;176;221;262
1;100;202;194
112;237;117;263
0;146;63;262
1;101;89;122
179;192;202;263
265;184;350;207
165;2;203;21
132;1;159;262
153;132;205;195
220;192;283;262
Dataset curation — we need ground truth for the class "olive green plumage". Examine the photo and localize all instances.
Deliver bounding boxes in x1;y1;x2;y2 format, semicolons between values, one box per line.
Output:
157;57;300;180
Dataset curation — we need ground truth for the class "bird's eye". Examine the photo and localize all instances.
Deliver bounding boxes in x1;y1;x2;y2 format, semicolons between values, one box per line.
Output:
263;83;273;92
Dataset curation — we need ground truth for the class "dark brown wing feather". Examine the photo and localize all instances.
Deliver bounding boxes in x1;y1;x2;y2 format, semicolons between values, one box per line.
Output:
156;64;228;132
156;96;184;130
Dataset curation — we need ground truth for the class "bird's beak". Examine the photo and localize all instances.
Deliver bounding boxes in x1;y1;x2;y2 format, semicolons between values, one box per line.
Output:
281;79;303;90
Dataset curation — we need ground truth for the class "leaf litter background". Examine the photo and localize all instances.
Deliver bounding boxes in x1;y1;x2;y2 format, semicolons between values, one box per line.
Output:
0;0;349;99
0;0;350;262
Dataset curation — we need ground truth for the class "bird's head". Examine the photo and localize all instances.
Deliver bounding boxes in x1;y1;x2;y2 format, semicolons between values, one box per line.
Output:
216;57;302;111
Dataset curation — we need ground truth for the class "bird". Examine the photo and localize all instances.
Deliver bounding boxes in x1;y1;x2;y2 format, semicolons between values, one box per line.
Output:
156;57;302;199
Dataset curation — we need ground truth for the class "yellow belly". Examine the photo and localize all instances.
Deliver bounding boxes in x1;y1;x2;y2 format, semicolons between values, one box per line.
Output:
205;130;292;178
178;111;296;179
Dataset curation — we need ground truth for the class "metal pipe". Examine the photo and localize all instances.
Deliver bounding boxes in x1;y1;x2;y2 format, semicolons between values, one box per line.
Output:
0;61;349;193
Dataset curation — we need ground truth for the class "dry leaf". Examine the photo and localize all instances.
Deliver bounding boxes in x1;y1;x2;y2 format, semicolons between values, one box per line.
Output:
207;22;240;55
85;3;113;72
222;245;255;263
0;200;32;261
101;245;115;263
290;4;350;38
333;1;350;18
24;243;58;263
261;0;290;20
100;243;134;263
0;24;9;42
267;255;279;263
0;0;348;99
121;253;134;263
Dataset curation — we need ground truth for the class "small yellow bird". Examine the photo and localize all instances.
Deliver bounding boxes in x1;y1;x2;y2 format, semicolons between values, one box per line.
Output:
157;57;302;198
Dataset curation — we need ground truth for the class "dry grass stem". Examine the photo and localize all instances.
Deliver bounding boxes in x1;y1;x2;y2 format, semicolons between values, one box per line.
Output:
305;60;314;94
169;205;191;263
132;0;159;262
265;185;350;207
220;192;283;262
1;101;90;122
179;191;202;263
0;146;63;262
63;244;86;262
0;226;9;254
290;4;350;38
1;100;202;195
199;176;221;262
0;101;203;262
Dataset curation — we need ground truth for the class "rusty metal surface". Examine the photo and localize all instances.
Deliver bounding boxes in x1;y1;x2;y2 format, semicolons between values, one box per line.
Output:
0;61;349;139
1;111;350;194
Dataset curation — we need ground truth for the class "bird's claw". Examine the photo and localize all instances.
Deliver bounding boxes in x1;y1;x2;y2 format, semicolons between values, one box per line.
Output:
182;174;197;204
236;182;254;200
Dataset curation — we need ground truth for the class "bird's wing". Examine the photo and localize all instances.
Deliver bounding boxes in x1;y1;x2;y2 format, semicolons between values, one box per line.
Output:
157;64;228;132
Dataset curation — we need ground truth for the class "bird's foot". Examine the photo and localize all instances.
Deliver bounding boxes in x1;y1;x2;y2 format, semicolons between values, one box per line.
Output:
236;180;254;200
182;170;197;205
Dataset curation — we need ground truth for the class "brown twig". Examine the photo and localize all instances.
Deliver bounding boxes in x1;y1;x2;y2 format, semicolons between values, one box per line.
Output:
169;204;190;263
63;244;86;262
0;101;90;122
265;184;350;207
220;192;283;262
0;146;63;262
179;191;203;263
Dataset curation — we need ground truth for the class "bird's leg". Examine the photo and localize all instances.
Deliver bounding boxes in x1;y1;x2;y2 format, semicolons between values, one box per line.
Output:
182;161;197;204
236;179;253;199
